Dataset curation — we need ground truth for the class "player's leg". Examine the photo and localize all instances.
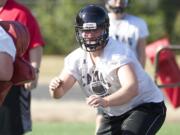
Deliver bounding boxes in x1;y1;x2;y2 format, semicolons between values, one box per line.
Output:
95;107;107;134
95;114;104;134
0;106;12;135
121;102;166;135
3;86;32;135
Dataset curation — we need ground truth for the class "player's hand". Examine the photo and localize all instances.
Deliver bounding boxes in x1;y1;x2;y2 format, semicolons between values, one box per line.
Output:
49;77;63;91
24;73;39;90
86;95;108;108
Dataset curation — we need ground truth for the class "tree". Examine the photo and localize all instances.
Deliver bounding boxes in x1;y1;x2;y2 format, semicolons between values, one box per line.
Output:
17;0;180;54
158;0;180;43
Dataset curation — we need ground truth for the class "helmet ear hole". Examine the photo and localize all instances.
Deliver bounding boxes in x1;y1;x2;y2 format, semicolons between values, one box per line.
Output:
75;4;109;52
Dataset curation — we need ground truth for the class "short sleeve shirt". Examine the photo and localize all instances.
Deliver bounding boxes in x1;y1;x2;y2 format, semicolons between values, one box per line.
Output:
64;38;163;116
0;0;45;60
0;26;16;61
109;13;149;58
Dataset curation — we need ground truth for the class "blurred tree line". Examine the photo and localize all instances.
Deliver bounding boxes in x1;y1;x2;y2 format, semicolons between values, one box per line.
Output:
18;0;180;55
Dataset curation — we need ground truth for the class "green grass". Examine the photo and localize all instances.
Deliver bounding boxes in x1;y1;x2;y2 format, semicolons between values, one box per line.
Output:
26;121;180;135
157;122;180;135
26;122;95;135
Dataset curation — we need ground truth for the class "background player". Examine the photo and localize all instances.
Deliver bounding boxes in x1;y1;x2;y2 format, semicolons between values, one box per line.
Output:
0;0;45;134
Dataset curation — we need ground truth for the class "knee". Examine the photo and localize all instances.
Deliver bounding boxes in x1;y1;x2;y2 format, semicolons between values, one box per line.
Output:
95;115;104;134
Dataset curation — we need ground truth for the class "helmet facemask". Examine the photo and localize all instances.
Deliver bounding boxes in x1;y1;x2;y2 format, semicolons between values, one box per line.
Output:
75;22;109;52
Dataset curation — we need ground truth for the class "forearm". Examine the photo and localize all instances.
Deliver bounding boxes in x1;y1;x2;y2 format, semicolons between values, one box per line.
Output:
0;53;14;81
50;85;65;99
29;46;43;69
86;85;138;108
50;80;74;99
49;73;76;99
24;46;43;90
103;85;138;107
138;54;146;68
137;38;147;68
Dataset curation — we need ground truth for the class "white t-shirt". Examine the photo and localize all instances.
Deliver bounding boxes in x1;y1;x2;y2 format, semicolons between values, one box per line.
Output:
64;37;163;116
109;13;149;58
0;26;16;61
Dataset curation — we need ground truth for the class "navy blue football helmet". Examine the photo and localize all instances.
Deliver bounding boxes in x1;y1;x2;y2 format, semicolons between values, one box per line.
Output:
75;5;109;52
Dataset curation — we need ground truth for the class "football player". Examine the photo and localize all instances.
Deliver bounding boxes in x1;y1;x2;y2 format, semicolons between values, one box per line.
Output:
49;4;166;135
106;0;149;68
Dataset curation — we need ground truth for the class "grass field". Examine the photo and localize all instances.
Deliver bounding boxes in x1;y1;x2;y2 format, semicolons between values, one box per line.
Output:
26;121;180;135
26;122;95;135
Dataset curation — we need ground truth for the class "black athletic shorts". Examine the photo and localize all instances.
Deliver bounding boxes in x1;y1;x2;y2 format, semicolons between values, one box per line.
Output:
1;86;32;135
96;102;166;135
0;106;11;135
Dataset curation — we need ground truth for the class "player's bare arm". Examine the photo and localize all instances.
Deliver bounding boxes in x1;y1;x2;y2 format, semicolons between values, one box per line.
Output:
137;37;147;68
105;63;138;106
25;46;43;90
87;63;138;108
49;69;76;98
0;52;14;81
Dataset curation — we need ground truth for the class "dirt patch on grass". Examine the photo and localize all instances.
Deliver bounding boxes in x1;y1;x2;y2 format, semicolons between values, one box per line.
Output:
31;100;180;123
31;100;96;122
